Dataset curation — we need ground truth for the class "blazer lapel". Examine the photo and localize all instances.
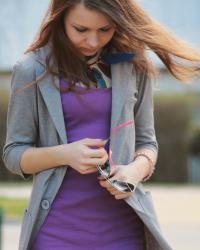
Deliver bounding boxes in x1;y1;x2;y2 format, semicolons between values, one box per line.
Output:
37;72;67;144
109;62;134;162
34;45;67;144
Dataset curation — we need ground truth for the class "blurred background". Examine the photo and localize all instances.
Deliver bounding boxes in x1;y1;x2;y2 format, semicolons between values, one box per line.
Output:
0;0;200;249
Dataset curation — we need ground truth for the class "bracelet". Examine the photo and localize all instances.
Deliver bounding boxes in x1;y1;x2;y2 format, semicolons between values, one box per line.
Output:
134;152;156;182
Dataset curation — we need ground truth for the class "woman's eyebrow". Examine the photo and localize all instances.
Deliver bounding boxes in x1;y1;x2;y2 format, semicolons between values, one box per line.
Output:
72;23;111;29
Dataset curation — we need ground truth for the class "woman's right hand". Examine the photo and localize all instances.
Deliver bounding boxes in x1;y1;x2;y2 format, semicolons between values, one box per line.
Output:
60;138;108;174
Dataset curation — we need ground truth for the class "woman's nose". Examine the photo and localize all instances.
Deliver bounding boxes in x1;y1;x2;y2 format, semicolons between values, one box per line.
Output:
86;34;99;48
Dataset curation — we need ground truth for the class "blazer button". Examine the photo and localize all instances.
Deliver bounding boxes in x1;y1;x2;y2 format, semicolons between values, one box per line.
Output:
41;199;50;210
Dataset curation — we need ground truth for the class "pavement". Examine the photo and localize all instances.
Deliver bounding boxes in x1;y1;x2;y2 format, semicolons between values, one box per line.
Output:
0;184;200;250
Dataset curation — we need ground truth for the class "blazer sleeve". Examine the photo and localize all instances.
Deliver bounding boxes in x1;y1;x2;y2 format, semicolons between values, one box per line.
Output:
134;72;158;153
2;57;38;179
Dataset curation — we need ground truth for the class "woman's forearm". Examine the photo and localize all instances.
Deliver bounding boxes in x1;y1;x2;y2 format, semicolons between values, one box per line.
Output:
20;145;68;175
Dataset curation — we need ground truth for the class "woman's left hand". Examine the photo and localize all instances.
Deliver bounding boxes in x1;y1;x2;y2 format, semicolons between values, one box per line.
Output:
98;163;142;200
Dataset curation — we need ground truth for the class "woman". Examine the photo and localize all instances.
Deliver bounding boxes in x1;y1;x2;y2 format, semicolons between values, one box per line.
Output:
3;0;200;249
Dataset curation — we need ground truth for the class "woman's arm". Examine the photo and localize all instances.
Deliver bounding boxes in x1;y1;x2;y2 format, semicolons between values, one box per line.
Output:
20;145;66;174
20;139;108;175
133;71;158;181
2;58;38;179
99;72;158;199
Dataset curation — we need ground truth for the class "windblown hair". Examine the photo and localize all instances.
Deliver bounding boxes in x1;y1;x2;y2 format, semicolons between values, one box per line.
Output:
26;0;200;87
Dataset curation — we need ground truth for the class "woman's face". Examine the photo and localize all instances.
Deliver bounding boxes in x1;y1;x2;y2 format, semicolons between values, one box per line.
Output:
64;3;115;56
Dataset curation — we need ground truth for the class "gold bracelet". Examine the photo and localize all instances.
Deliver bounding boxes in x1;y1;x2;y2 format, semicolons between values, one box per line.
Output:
134;152;155;182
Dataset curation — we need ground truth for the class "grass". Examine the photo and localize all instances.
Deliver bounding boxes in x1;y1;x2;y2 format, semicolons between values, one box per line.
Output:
0;197;28;220
0;181;32;187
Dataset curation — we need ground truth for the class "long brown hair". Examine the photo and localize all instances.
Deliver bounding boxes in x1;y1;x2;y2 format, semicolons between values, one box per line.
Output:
26;0;200;87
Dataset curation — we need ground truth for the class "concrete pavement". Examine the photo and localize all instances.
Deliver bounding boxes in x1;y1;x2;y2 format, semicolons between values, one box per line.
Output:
2;220;20;250
1;184;200;250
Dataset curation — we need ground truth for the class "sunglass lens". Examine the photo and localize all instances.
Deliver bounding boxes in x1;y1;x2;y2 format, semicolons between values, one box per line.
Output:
98;160;110;178
111;180;135;193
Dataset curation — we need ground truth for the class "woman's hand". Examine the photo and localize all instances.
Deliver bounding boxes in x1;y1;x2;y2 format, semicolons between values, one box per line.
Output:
98;162;143;199
60;138;108;174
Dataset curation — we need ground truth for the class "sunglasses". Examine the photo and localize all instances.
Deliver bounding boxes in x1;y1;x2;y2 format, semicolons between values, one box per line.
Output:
97;120;135;193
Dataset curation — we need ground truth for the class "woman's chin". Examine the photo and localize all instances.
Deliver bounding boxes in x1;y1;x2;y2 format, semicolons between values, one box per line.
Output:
83;52;98;57
80;49;99;57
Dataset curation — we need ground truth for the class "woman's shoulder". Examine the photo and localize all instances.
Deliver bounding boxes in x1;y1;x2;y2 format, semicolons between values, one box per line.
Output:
11;53;36;90
11;51;43;91
13;52;37;74
11;45;50;89
13;44;50;74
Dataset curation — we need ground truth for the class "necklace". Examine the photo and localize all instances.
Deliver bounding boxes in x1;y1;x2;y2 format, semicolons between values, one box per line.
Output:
87;57;101;67
84;49;111;88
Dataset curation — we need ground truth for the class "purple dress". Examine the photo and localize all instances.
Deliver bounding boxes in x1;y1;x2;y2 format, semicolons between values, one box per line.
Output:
31;80;145;250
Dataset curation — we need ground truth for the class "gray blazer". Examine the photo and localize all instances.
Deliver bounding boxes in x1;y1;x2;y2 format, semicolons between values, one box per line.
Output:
2;45;172;250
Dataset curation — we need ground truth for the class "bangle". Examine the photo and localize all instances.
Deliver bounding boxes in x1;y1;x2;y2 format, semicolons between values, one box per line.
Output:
134;152;156;182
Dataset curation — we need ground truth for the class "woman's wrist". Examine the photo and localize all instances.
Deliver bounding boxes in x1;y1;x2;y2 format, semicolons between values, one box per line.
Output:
56;144;72;166
133;149;157;181
127;149;157;182
127;160;147;183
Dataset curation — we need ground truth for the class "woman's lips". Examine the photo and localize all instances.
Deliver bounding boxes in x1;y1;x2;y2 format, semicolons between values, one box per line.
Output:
81;48;98;54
